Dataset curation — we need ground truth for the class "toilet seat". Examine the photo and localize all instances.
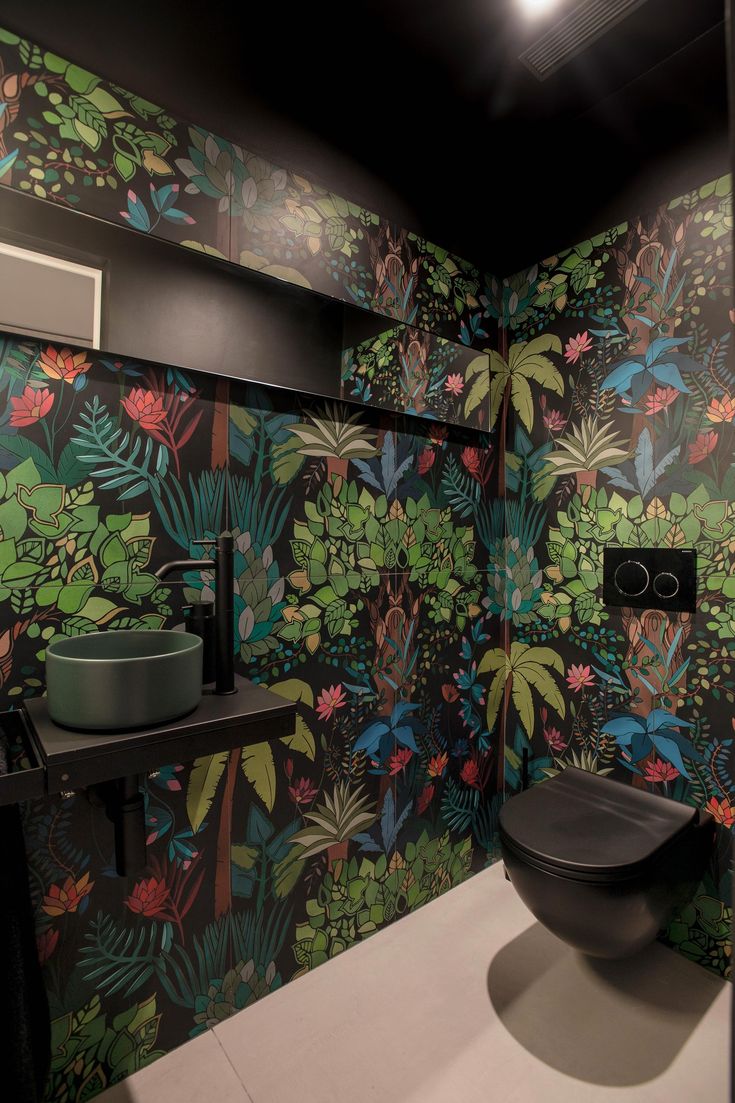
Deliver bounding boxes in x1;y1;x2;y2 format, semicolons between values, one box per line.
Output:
499;767;698;883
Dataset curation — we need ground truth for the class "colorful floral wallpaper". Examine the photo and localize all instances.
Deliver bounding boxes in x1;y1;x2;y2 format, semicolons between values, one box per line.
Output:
0;330;501;1101
0;22;492;420
0;15;733;1103
473;174;733;979
341;321;489;429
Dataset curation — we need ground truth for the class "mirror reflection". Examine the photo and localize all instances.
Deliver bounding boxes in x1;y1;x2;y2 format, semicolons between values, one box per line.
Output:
0;188;491;431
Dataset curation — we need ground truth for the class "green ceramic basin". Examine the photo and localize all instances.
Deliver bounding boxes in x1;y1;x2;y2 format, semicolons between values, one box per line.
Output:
45;630;203;731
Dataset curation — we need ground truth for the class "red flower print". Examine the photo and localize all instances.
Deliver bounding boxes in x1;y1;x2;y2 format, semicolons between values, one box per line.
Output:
121;387;167;430
544;725;566;753
141;854;205;937
10;385;54;427
441;683;459;703
288;776;319;805
643;386;679;414
706;795;735;827
388;747;413;775
644;758;680;784
566;663;595;692
36;927;59;964
428;424;448;446
39;345;92;383
564;332;593;364
125;876;171;917
543;409;567;432
539;395;566;432
540;706;566;752
459;444;493;486
461;446;482;478
444;373;464;397
417;783;435;814
460;758;482;789
42;871;94;917
417;446;436;476
428;751;448;778
315;684;347;721
706;396;735;424
688;431;718;464
119;369;202;477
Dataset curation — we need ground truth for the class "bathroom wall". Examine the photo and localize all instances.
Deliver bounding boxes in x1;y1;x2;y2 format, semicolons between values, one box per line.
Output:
0;23;509;1100
0;22;731;1103
0;23;491;364
494;173;734;979
0;0;423;241
0;330;501;1099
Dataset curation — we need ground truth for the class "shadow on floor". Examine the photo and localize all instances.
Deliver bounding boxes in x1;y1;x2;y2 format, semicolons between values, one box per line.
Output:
487;921;724;1086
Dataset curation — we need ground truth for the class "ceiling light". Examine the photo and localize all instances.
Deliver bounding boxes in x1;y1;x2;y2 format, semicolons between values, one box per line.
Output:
519;0;560;15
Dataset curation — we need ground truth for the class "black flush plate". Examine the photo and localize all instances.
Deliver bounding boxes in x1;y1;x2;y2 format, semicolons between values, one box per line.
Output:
602;548;696;613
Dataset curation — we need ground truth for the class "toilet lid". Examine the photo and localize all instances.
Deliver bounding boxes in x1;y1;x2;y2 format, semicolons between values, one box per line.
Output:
499;767;698;877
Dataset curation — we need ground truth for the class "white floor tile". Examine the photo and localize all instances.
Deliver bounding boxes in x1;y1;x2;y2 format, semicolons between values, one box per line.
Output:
96;1029;252;1103
213;863;731;1103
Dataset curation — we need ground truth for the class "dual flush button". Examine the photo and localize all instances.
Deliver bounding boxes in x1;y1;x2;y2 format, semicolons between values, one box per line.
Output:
603;548;695;612
613;560;679;601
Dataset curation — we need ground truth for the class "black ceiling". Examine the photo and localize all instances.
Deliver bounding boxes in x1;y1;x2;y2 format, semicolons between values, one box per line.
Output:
1;0;729;273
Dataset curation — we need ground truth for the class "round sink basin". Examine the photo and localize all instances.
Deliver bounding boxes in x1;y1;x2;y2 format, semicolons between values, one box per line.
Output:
46;630;203;731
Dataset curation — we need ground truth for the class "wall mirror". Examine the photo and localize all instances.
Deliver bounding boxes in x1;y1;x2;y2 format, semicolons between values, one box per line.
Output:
0;187;491;429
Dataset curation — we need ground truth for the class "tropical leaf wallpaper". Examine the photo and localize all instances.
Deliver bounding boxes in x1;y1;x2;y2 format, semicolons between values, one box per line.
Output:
0;16;733;1103
0;22;490;407
341;321;489;429
489;174;734;980
0;331;501;1101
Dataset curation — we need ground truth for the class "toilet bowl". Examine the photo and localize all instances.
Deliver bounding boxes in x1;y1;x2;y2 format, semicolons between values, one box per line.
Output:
499;767;715;959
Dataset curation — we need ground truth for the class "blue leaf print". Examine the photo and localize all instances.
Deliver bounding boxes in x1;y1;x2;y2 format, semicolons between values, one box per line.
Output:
150;182;179;213
601;357;644;393
0;147;18;181
650;734;692;779
634;428;654;496
650;360;691;393
644;336;690;366
120;189;151;233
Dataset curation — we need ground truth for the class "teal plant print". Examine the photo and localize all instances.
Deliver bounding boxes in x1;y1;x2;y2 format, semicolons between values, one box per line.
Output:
495;174;734;980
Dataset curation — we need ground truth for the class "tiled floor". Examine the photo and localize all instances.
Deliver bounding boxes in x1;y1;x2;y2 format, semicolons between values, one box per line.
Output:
98;862;731;1103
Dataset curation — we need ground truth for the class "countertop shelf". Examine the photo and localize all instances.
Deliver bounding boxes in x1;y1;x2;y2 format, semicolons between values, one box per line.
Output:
20;675;296;794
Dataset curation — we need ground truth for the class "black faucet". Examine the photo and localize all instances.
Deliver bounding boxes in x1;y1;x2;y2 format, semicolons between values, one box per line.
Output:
154;531;236;695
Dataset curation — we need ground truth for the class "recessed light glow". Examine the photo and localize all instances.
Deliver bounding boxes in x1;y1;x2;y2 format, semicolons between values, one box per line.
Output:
520;0;559;15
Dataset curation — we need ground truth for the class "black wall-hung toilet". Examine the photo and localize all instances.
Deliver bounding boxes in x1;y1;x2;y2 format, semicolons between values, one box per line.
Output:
499;767;715;959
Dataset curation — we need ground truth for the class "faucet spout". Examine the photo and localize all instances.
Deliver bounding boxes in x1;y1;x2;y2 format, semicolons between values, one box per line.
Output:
154;558;215;580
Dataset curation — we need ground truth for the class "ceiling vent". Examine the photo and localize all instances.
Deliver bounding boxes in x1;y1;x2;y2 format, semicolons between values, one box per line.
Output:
519;0;648;80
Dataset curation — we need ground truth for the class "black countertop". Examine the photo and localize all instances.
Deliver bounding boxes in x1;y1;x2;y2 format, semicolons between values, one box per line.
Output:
23;675;296;793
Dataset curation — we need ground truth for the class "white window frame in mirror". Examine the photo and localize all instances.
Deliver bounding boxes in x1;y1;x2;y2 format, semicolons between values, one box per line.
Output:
0;240;102;349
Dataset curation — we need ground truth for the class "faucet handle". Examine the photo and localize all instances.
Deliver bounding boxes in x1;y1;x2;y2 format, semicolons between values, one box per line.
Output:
192;537;216;547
